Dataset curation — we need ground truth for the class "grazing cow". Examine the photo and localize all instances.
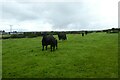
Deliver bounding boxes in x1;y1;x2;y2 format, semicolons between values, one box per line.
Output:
82;33;84;36
85;31;88;35
58;32;67;40
42;33;57;51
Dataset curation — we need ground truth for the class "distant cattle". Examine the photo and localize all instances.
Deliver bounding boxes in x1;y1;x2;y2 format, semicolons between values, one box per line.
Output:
58;32;67;40
82;33;84;36
42;33;57;51
85;31;88;35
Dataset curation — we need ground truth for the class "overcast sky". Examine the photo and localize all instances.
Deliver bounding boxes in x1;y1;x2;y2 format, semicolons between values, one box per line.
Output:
0;0;119;32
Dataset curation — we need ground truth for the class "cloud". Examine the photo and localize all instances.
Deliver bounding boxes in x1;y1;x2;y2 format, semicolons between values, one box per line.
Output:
0;0;119;31
2;1;41;21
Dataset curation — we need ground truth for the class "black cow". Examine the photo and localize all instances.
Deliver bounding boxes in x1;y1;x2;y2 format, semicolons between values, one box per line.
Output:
42;33;57;51
58;32;67;40
82;33;84;36
85;31;88;35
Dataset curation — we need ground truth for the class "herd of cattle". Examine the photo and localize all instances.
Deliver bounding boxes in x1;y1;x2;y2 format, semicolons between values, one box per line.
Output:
42;32;87;51
42;32;67;51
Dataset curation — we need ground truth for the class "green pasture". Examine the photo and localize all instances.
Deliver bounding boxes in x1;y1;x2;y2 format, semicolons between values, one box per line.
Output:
2;32;118;78
0;36;2;78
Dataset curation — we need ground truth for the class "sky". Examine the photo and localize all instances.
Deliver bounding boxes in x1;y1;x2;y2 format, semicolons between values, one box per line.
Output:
0;0;119;32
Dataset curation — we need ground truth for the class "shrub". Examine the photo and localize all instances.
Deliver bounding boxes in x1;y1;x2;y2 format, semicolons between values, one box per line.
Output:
10;34;25;38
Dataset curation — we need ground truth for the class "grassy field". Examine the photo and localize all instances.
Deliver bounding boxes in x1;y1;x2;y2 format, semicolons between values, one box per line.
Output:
0;36;2;78
2;32;118;78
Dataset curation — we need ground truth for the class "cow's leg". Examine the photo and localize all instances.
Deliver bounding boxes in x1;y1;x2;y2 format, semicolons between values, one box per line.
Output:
46;45;47;50
53;45;55;51
42;45;44;51
65;36;67;40
50;45;52;52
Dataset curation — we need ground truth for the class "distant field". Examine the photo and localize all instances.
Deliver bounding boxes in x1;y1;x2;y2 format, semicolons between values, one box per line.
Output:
2;32;118;78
